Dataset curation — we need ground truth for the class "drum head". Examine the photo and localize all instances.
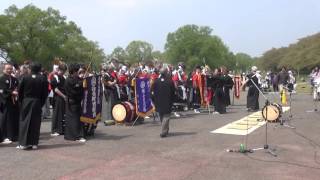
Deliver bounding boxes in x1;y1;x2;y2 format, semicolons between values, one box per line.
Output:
262;105;280;122
112;104;127;123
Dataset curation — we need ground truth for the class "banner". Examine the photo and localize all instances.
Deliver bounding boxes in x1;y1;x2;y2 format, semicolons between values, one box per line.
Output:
234;76;241;99
80;75;103;124
135;77;154;117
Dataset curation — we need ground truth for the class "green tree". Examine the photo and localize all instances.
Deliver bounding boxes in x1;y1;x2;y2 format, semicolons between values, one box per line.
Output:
0;4;105;69
125;40;153;64
164;24;231;71
110;46;127;63
258;32;320;73
151;50;165;61
234;53;254;72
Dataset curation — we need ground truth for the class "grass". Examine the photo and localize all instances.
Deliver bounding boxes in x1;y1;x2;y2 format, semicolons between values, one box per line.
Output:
296;82;312;94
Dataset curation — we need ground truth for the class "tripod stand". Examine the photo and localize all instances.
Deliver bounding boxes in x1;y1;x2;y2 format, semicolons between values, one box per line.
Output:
307;84;319;113
275;87;295;129
227;75;277;156
250;100;277;157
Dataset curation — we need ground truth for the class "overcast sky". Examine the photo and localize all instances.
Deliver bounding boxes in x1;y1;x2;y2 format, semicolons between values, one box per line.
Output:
1;0;320;57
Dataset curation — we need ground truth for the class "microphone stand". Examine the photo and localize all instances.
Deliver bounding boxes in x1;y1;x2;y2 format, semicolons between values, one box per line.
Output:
248;77;277;156
227;75;277;157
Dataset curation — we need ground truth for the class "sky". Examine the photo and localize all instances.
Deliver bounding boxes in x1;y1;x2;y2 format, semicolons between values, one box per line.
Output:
1;0;320;57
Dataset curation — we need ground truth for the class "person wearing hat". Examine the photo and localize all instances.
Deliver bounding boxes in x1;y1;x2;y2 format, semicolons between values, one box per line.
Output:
243;66;260;111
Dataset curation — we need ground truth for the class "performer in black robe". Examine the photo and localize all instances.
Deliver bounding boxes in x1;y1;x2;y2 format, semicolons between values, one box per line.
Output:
222;69;234;107
50;64;67;136
211;68;226;114
102;66;118;123
17;63;48;150
245;66;260;111
0;64;19;143
64;64;85;142
151;68;175;137
186;71;194;109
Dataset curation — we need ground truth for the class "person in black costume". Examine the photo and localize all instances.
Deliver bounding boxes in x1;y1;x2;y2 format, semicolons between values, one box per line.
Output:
0;64;19;144
221;67;234;107
64;63;86;143
244;66;260;111
186;71;194;109
211;68;226;114
17;63;48;150
50;64;67;136
102;65;118;123
151;68;175;138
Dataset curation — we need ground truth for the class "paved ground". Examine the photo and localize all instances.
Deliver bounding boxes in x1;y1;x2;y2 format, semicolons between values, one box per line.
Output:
0;91;320;180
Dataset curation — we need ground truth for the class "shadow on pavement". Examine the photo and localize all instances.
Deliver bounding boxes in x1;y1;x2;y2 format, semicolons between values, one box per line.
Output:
168;132;197;137
39;143;85;150
39;132;54;140
88;134;133;141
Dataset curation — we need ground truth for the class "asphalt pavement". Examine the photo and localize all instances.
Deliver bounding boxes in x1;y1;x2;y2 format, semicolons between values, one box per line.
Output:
0;91;320;180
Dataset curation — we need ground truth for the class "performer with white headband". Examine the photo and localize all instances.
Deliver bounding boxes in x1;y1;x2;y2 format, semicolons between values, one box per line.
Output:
243;66;260;111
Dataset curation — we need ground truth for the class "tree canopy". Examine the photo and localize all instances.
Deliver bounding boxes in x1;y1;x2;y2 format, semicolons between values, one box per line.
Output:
125;40;153;64
109;25;255;72
164;25;234;71
257;32;320;73
1;5;257;72
0;4;105;69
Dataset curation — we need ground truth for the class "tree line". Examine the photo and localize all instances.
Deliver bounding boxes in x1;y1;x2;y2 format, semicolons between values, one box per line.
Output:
0;5;105;69
257;33;320;74
0;4;256;72
110;25;255;72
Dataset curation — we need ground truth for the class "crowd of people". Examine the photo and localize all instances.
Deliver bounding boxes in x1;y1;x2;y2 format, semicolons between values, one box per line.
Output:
0;61;88;150
0;58;312;149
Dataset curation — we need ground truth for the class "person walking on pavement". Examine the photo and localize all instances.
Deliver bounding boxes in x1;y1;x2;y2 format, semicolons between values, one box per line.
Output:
152;68;175;138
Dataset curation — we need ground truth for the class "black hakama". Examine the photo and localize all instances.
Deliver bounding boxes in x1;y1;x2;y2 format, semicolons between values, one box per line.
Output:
0;101;19;141
0;74;19;142
19;98;42;146
247;86;259;110
223;75;234;106
212;75;226;114
51;75;66;134
64;100;84;140
213;88;226;114
103;72;118;121
64;76;84;141
18;73;48;147
246;73;260;110
192;88;201;109
51;96;65;134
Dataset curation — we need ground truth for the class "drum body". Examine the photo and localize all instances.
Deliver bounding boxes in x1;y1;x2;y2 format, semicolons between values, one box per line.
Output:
112;101;136;123
262;103;282;122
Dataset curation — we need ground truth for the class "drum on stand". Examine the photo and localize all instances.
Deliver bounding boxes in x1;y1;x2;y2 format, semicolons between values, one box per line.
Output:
262;103;282;122
112;101;136;124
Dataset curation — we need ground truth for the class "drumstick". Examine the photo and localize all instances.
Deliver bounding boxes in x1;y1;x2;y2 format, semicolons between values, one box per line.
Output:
84;61;93;78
